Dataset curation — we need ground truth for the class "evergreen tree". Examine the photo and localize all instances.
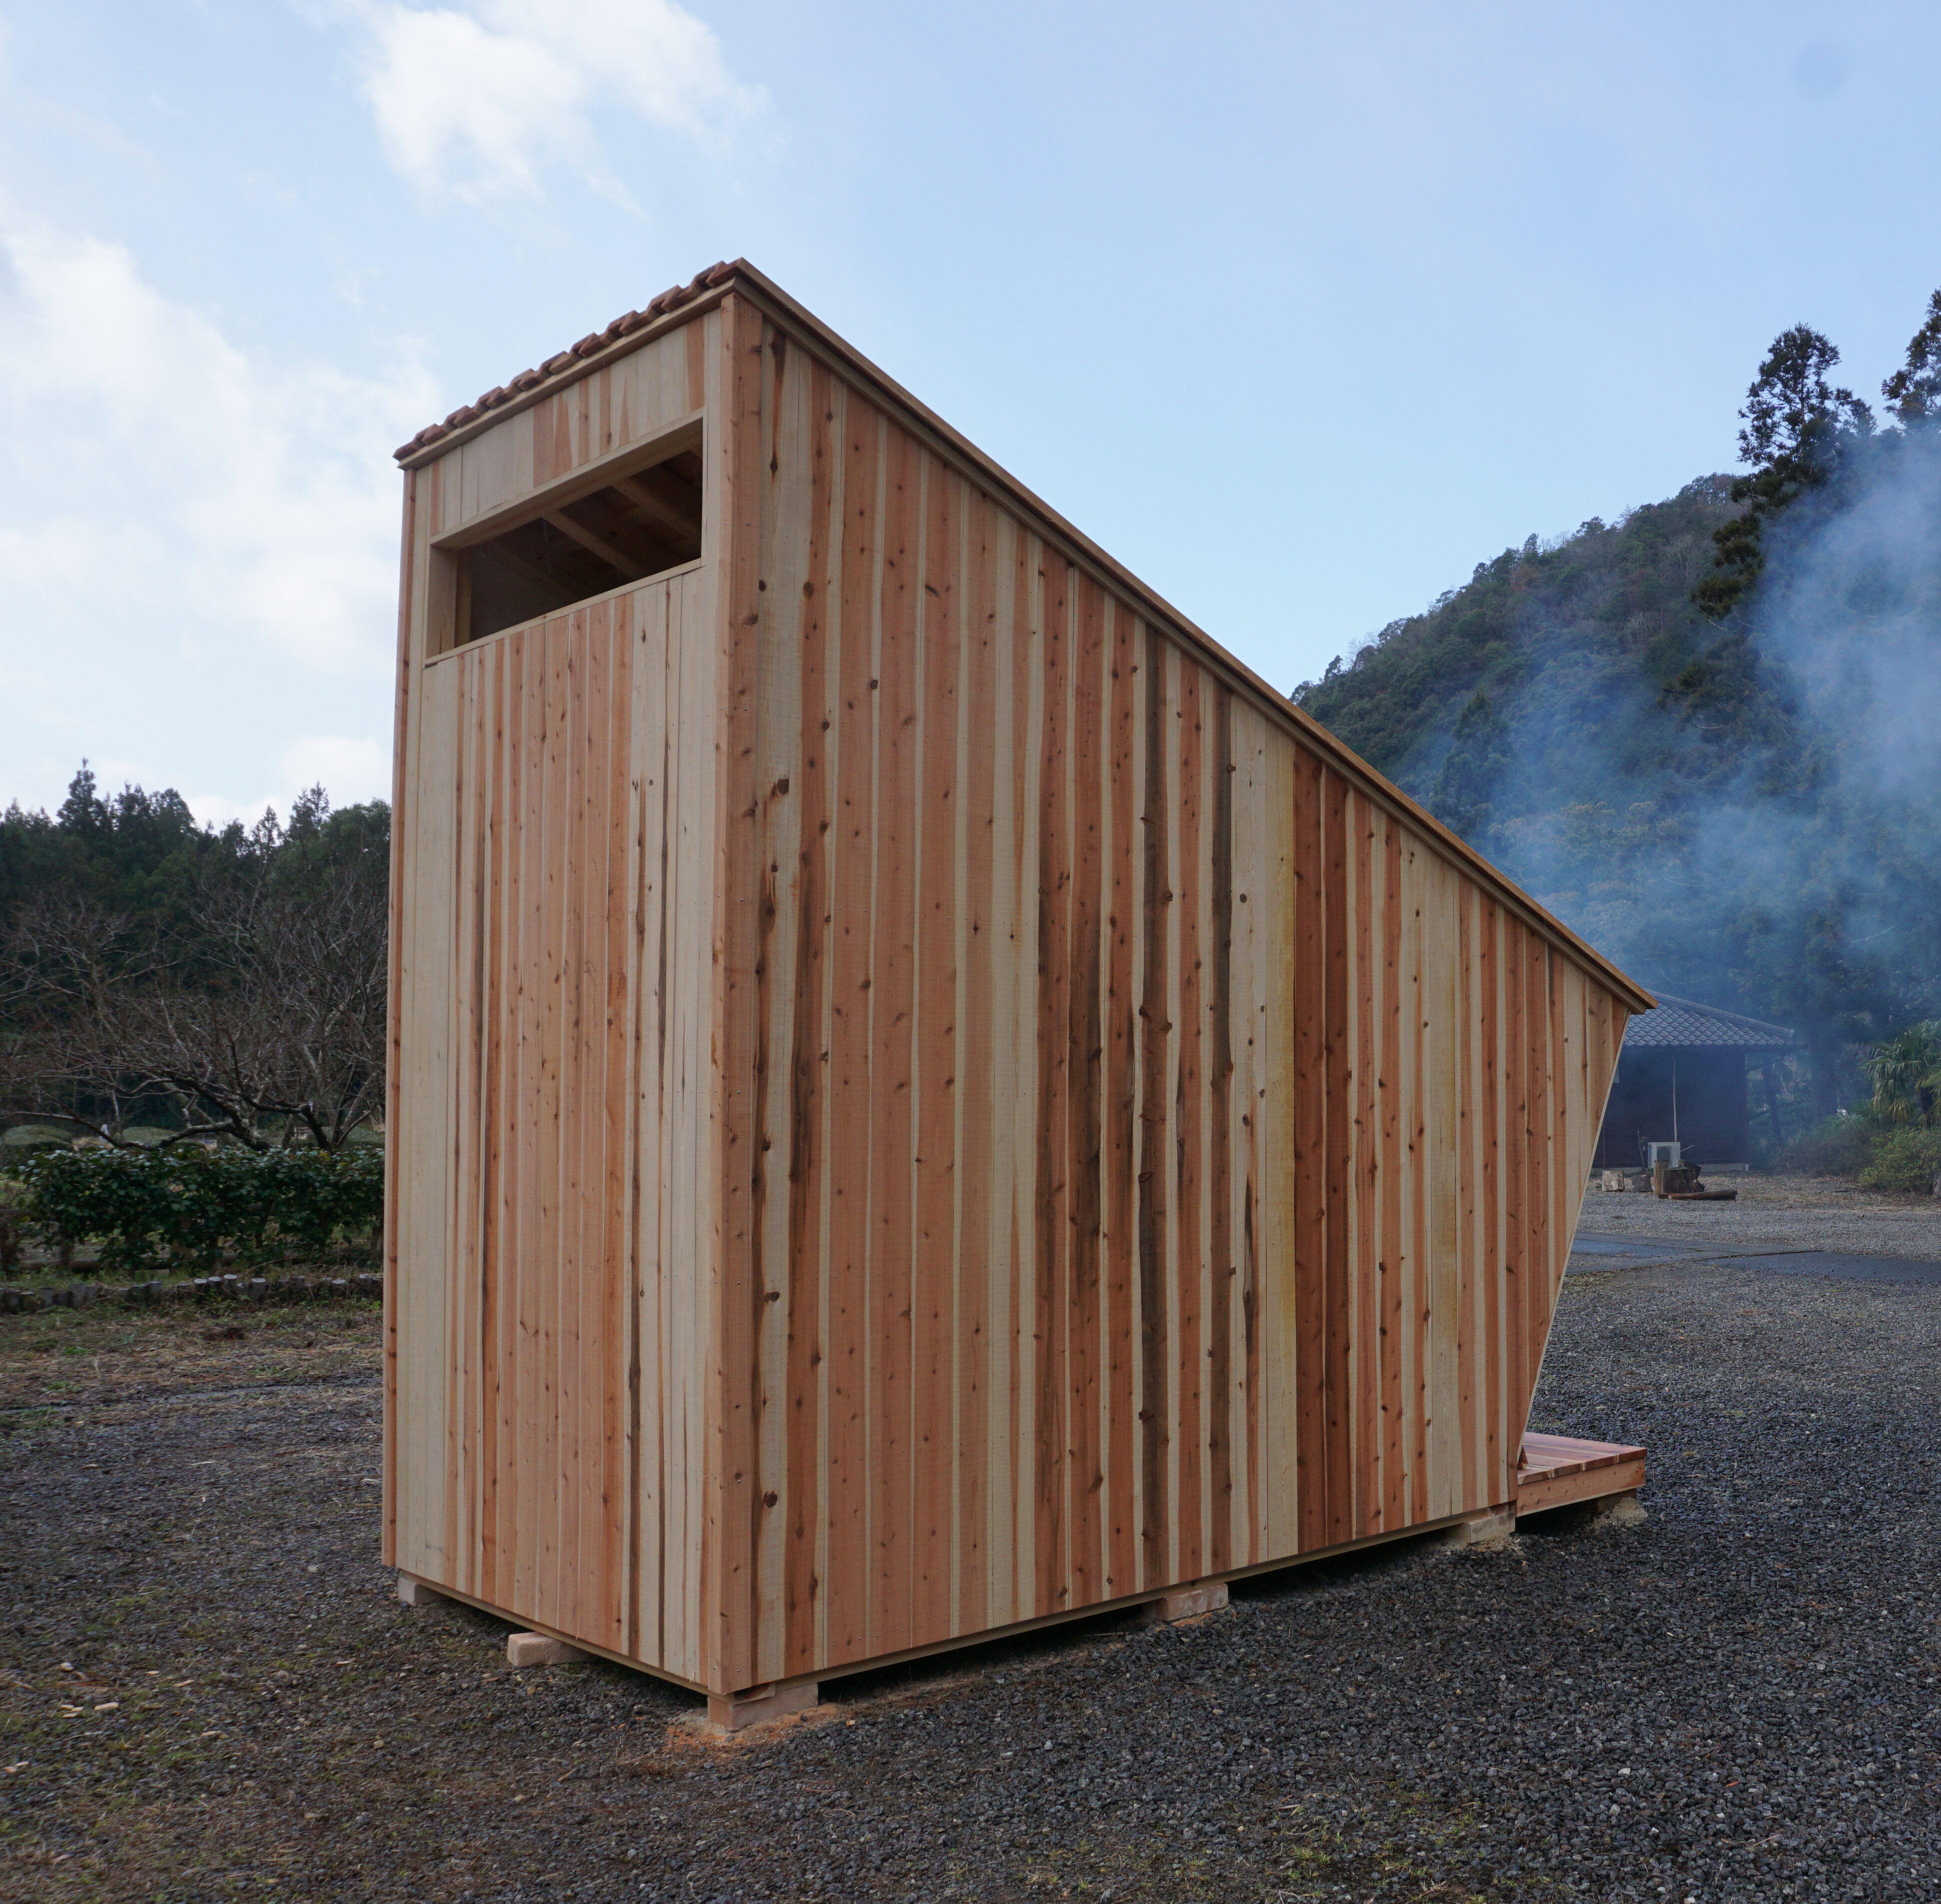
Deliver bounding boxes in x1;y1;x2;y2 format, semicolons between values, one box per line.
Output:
1882;288;1941;429
1694;325;1873;621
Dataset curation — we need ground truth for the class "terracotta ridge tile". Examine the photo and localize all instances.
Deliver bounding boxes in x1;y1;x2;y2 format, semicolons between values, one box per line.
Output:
393;260;737;461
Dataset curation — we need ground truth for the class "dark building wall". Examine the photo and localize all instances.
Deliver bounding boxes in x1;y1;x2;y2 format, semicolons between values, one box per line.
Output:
1594;1047;1749;1169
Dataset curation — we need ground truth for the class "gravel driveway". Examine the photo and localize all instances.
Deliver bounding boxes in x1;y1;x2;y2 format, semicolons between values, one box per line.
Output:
1577;1170;1941;1264
3;1213;1937;1901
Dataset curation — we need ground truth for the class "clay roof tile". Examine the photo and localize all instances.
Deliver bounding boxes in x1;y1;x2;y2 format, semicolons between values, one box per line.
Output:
396;262;740;462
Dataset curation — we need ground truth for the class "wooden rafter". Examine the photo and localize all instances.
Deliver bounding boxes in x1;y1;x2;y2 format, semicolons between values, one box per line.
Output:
540;509;648;580
612;470;702;545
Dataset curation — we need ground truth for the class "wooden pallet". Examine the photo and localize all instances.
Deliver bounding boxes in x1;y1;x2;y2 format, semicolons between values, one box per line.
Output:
1516;1432;1646;1516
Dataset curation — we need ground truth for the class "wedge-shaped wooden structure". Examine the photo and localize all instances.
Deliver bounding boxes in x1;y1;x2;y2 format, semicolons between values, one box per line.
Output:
383;261;1652;1718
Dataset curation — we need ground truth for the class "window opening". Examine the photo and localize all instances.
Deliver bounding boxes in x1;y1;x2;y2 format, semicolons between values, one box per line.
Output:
454;439;703;646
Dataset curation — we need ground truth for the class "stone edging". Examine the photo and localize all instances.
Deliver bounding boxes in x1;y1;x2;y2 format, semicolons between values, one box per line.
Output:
0;1272;383;1314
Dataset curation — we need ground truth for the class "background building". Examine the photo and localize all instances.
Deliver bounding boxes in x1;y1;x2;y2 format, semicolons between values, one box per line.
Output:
1592;993;1796;1171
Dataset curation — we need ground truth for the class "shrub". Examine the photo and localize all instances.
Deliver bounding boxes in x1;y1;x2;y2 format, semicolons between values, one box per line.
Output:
1776;1113;1877;1177
1857;1127;1941;1195
13;1143;384;1275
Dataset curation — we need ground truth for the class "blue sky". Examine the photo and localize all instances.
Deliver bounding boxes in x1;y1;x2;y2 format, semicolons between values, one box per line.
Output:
2;0;1938;824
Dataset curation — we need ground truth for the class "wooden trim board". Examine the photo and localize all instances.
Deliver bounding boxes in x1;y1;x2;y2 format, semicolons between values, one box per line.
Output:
1516;1433;1646;1516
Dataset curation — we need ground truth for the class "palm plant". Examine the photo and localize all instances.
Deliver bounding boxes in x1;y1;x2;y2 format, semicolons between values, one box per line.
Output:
1866;1021;1941;1127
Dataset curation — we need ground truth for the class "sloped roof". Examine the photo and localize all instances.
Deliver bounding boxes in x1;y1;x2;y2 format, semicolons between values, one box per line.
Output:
389;260;1657;1014
1622;993;1796;1050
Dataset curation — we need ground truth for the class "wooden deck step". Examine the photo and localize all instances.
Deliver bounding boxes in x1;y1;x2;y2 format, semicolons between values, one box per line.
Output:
1516;1432;1646;1516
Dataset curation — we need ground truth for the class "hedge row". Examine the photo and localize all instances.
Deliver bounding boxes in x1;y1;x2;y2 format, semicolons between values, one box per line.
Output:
9;1144;383;1274
1778;1115;1941;1193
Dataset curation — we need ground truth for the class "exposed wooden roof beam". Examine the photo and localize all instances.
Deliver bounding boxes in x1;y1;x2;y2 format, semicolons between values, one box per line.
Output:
612;471;701;544
541;510;648;579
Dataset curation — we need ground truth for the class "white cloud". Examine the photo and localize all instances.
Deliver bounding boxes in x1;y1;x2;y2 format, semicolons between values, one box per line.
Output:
359;0;763;199
281;734;393;804
0;205;433;817
0;207;432;677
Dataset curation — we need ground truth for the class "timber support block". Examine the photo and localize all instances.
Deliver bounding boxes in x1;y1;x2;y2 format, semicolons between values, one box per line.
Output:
507;1632;592;1668
705;1680;819;1733
1138;1580;1230;1626
1441;1506;1516;1548
396;1575;449;1608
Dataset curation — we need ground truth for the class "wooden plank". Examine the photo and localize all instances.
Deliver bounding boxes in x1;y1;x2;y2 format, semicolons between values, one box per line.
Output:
1517;1449;1645;1516
822;394;880;1667
1322;767;1355;1544
1260;715;1298;1559
1425;860;1462;1521
1348;791;1378;1538
383;465;417;1575
1033;552;1075;1619
1206;685;1237;1571
1000;522;1044;1624
867;422;921;1660
1101;598;1139;1597
953;485;998;1640
1135;624;1172;1591
1377;815;1406;1533
778;355;839;1678
1290;747;1326;1554
709;292;768;1694
912;456;961;1647
1066;574;1107;1607
1173;658;1207;1581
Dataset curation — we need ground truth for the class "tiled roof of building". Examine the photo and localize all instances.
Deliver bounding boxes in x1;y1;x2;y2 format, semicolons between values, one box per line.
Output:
392;259;742;461
1621;993;1797;1049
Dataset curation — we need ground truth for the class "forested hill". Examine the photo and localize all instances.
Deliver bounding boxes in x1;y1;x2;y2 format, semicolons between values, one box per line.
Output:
1294;333;1941;1119
1297;478;1739;830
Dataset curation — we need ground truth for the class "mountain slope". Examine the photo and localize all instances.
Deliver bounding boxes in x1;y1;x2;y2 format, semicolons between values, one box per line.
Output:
1295;434;1941;1112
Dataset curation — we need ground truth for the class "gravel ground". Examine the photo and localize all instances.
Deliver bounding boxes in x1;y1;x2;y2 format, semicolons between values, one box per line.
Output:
3;1205;1938;1902
1577;1170;1941;1264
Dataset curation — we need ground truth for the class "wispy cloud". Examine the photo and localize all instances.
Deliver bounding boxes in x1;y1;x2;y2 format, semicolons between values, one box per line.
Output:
0;206;431;675
357;0;764;200
0;204;433;814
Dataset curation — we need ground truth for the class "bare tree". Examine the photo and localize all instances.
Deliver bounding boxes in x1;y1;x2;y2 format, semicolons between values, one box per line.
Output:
0;820;387;1152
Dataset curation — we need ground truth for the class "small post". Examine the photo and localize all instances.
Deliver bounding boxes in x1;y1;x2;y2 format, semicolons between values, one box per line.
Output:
1137;1580;1229;1625
704;1680;819;1732
507;1632;591;1668
1441;1505;1516;1547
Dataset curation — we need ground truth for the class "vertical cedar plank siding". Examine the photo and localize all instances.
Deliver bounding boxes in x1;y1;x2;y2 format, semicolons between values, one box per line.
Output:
387;314;722;1686
725;310;1624;1683
388;294;1629;1700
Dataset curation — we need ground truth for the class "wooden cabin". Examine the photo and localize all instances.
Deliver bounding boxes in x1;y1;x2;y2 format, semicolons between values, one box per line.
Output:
1592;993;1796;1171
383;261;1654;1727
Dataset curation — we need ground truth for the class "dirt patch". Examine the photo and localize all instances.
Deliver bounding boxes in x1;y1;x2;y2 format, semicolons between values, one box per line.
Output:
0;1300;381;1414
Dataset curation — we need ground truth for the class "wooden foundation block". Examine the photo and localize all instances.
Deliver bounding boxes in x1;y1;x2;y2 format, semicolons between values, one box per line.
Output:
1441;1506;1516;1547
396;1575;448;1607
705;1680;819;1733
1139;1581;1230;1625
507;1632;592;1668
